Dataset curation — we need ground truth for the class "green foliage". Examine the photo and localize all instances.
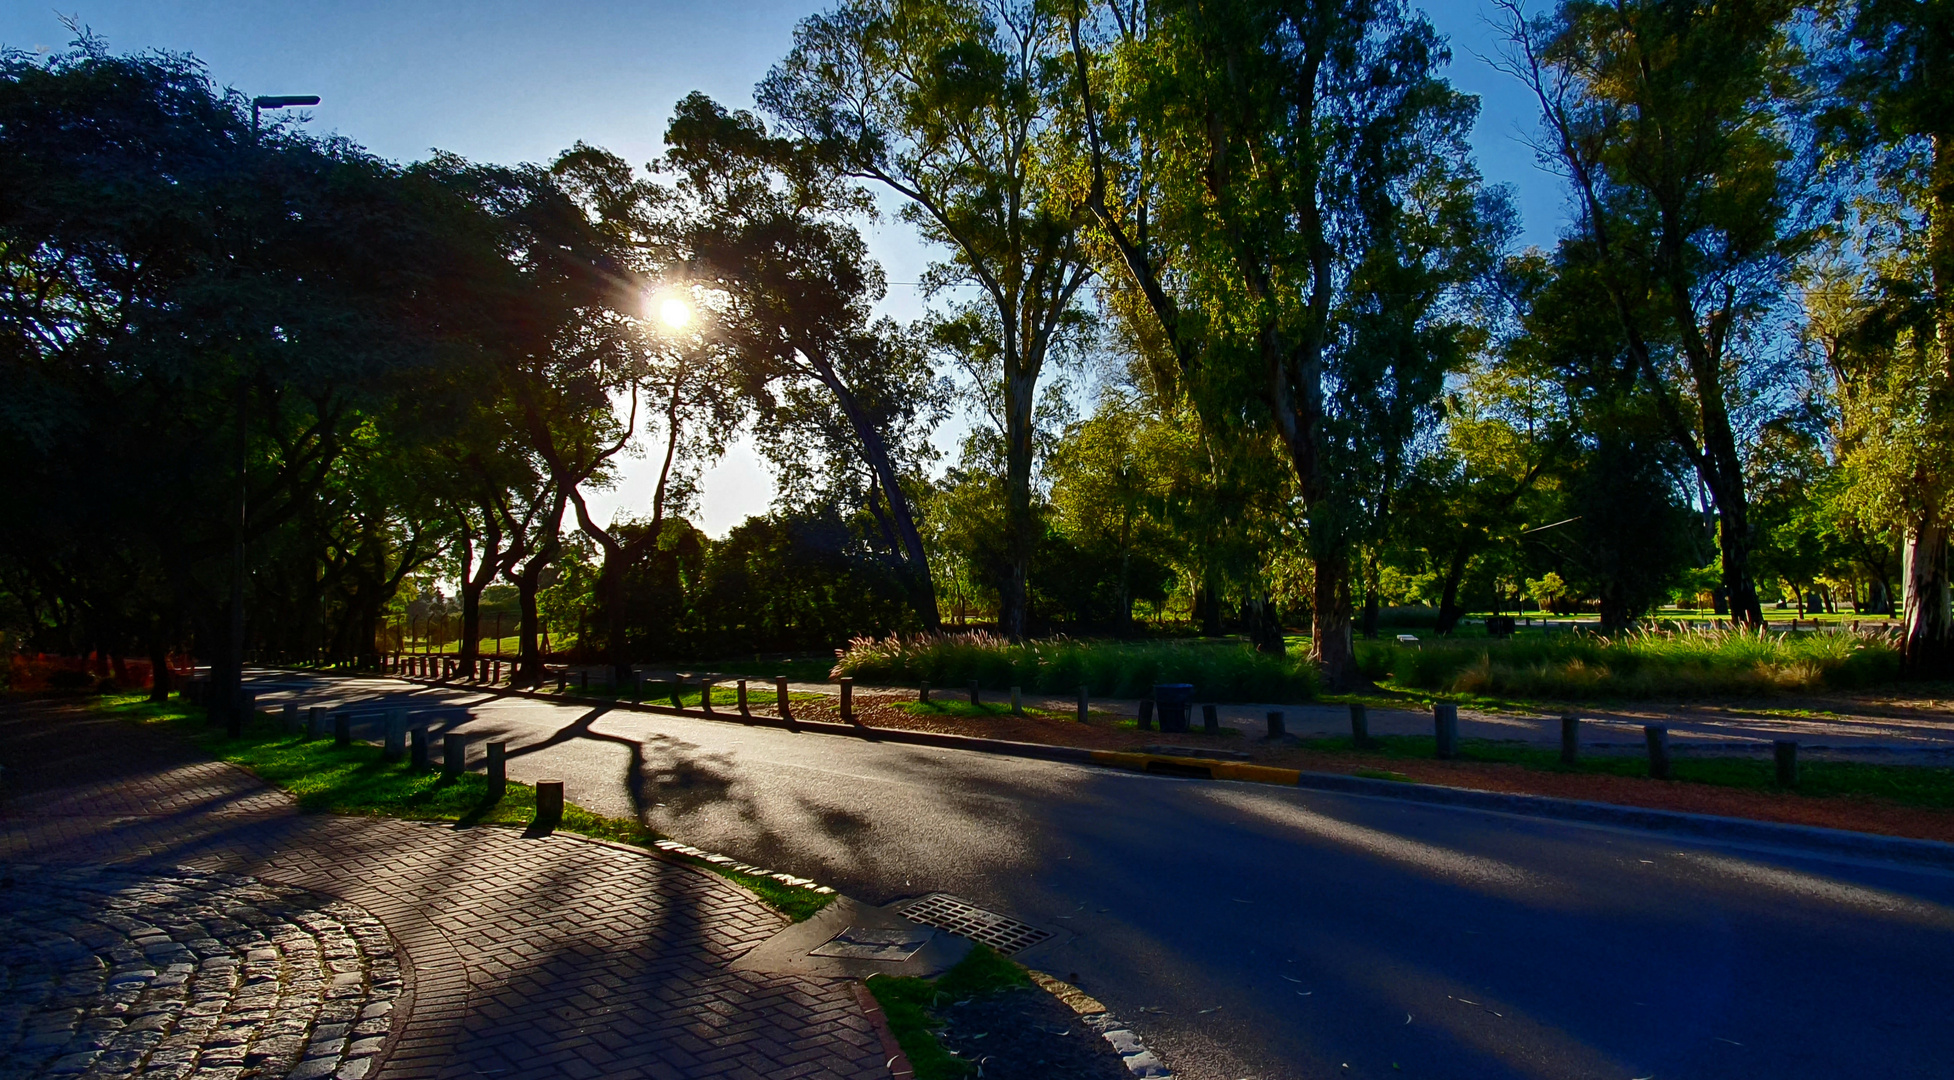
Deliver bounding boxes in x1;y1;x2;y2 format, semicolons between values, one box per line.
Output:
1358;626;1902;700
834;632;1317;702
864;945;1031;1080
685;511;922;657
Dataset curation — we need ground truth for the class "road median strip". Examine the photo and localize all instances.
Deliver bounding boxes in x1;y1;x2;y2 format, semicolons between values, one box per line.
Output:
362;673;1954;867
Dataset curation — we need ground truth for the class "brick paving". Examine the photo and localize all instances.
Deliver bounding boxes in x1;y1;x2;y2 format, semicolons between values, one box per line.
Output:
0;698;888;1080
1;865;399;1080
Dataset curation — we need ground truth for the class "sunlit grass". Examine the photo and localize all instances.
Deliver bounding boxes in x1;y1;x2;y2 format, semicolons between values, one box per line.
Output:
97;695;833;920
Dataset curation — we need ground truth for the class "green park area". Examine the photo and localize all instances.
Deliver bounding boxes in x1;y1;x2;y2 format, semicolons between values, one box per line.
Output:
1;2;1948;741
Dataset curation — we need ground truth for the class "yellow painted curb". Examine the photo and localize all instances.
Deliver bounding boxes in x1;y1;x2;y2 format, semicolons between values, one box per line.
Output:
1088;749;1300;787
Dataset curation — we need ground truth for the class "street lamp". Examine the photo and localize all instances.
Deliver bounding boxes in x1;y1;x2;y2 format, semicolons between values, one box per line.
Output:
223;93;318;733
251;94;319;138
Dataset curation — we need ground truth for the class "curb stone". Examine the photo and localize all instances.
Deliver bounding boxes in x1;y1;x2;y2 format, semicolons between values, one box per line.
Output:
852;982;916;1080
310;672;1954;871
1028;970;1172;1078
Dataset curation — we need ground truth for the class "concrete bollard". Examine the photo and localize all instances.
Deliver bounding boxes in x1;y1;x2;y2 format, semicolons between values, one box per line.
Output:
840;678;855;723
534;779;564;830
1560;715;1580;764
1349;703;1371;748
1774;739;1798;787
383;710;406;763
737;679;749;716
775;676;793;722
306;706;326;741
1645;724;1672;780
443;733;466;780
486;740;507;797
1010;686;1022;715
969;680;981;707
410;726;429;771
282;702;300;734
1433;703;1459;760
1138;699;1154;732
1266;710;1286;740
1203;703;1219;735
334;712;351;747
1077;686;1088;724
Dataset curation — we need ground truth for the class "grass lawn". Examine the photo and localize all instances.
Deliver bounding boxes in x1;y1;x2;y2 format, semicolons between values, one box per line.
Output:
901;699;1072;721
97;695;834;921
1291;732;1954;810
864;945;1031;1080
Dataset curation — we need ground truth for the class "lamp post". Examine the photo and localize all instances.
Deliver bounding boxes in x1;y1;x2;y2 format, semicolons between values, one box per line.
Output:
221;93;317;719
251;95;318;138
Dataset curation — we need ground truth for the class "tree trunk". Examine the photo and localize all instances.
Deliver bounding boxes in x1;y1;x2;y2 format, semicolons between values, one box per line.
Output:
1901;511;1952;676
510;493;566;688
1310;549;1359;691
456;510;501;678
814;362;942;629
1001;358;1038;641
567;496;632;686
1435;544;1472;636
147;636;172;703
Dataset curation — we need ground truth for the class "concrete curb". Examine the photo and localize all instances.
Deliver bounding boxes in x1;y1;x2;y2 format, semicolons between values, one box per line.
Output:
1027;970;1172;1078
853;982;917;1080
317;672;1954;871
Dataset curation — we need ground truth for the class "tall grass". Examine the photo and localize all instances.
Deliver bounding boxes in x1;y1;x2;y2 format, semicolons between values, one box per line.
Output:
1360;625;1900;700
832;632;1318;703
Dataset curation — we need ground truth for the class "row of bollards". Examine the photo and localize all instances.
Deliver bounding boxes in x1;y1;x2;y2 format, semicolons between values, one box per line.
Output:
384;660;1810;790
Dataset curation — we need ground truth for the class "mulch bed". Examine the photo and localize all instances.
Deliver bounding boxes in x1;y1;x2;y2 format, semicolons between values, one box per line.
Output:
777;694;1954;846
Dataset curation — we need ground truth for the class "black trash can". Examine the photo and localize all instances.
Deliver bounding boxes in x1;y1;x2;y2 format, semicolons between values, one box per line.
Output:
1154;683;1195;734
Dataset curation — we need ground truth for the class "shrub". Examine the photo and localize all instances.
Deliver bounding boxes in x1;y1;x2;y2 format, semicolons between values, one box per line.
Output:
1357;626;1901;700
832;632;1318;703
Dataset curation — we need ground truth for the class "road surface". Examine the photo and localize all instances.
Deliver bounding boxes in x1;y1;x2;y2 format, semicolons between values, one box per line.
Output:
245;672;1954;1080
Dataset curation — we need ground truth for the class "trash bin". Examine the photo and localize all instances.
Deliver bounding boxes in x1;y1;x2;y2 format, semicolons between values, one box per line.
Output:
1153;683;1194;734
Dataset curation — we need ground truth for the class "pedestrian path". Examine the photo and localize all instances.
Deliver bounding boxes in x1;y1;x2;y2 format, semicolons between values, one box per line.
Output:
0;698;888;1080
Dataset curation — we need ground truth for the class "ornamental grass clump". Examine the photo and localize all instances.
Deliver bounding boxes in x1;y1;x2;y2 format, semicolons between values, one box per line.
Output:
832;632;1318;703
1366;625;1899;700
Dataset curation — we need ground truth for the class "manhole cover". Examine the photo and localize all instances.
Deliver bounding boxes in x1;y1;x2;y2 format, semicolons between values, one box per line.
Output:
809;926;935;961
894;893;1054;956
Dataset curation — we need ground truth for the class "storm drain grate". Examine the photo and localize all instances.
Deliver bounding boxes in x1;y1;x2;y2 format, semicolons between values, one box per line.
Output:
894;893;1054;956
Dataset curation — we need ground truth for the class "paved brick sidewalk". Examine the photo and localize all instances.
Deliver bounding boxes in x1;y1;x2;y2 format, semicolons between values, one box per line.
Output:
0;698;888;1080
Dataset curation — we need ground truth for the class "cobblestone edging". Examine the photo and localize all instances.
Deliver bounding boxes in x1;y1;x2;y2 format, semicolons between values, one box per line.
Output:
1028;971;1173;1078
0;864;401;1080
648;838;837;896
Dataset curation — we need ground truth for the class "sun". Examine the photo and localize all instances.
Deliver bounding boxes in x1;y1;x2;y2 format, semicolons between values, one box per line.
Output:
656;295;692;330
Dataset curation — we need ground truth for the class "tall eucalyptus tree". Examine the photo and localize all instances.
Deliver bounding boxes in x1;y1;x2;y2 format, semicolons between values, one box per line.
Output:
1064;0;1502;686
760;0;1095;638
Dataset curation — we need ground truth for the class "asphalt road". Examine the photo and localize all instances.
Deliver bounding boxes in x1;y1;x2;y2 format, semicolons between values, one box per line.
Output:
248;672;1954;1080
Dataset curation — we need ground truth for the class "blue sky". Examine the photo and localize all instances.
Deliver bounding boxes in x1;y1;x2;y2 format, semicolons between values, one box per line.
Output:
3;1;1571;534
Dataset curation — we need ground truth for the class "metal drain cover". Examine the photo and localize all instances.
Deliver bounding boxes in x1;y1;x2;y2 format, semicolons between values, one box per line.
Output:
894;893;1054;956
809;926;936;961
